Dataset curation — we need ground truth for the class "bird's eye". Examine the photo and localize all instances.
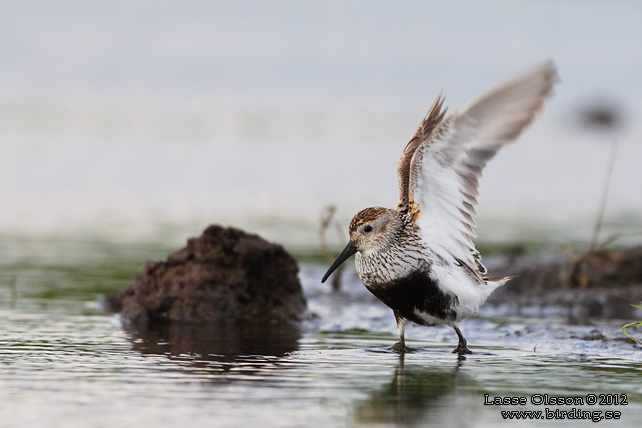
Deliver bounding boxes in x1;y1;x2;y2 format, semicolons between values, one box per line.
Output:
363;225;373;233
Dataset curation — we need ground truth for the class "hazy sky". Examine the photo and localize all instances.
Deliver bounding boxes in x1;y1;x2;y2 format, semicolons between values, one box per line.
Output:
1;1;640;245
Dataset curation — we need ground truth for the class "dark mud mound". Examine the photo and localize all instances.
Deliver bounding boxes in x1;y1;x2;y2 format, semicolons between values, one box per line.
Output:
107;225;306;324
487;247;642;319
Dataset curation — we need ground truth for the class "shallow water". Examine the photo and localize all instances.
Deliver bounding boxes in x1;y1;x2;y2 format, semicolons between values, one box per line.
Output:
1;236;641;428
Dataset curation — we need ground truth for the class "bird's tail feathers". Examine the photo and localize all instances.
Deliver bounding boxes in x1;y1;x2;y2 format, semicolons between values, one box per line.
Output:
484;275;512;282
484;275;513;291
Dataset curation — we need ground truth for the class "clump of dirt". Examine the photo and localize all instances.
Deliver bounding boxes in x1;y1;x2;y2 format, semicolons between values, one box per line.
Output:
486;247;642;320
567;248;642;288
106;225;306;325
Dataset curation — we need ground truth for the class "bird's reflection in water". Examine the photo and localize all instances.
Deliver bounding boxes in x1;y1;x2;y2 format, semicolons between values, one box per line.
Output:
354;353;475;426
122;320;301;381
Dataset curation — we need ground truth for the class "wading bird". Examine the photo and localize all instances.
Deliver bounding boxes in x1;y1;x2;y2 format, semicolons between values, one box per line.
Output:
322;62;557;354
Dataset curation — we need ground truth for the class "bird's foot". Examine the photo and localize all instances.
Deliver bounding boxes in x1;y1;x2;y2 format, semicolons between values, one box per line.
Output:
389;342;413;353
452;326;472;355
452;344;472;355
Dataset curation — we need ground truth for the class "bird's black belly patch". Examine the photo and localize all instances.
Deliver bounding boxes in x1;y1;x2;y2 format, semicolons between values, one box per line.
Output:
366;270;457;325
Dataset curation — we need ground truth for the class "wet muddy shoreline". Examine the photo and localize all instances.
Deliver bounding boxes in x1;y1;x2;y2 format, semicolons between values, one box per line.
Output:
483;247;642;321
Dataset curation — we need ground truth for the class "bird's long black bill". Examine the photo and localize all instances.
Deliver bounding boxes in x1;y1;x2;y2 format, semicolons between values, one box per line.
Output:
321;240;357;283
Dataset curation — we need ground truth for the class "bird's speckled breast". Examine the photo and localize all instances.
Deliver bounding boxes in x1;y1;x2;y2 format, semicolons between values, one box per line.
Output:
353;230;459;326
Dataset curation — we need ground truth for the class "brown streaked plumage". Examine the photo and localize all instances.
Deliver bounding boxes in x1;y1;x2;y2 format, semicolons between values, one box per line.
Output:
322;62;557;354
397;94;447;212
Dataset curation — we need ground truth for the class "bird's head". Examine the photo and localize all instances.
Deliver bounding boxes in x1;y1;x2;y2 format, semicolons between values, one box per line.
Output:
321;207;400;283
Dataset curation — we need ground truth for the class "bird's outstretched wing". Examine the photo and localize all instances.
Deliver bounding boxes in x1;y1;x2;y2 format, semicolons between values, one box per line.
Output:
397;62;557;279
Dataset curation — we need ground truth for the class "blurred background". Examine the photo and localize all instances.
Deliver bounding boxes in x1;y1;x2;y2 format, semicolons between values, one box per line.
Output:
1;0;641;251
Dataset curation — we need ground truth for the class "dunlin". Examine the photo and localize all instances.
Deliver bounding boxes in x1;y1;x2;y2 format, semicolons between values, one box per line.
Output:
322;62;557;354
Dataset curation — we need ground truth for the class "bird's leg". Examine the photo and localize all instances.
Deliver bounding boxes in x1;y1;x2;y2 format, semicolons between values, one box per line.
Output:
452;325;472;354
391;311;409;353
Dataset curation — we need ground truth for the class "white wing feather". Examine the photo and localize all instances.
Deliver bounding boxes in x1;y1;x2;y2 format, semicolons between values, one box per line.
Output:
407;62;557;277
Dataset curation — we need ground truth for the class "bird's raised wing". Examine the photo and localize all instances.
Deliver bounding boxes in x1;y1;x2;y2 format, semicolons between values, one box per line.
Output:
399;62;557;278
